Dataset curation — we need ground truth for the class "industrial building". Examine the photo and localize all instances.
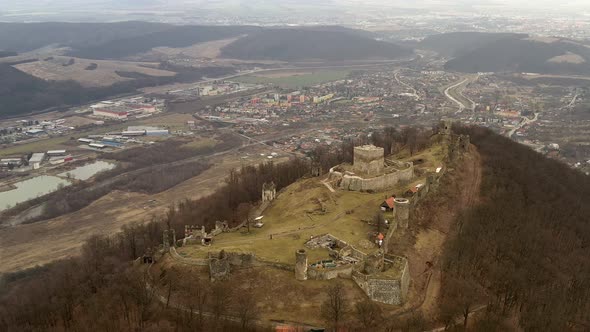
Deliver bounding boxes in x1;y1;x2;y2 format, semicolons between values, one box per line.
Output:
0;158;23;168
26;128;45;136
47;150;67;156
93;109;128;120
28;153;46;169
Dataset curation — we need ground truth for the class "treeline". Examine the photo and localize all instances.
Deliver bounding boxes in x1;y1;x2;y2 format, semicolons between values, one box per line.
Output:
439;126;590;330
166;158;311;235
0;220;273;331
310;126;434;172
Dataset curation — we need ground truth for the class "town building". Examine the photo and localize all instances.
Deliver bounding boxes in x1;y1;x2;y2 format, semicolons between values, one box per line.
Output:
93;109;128;120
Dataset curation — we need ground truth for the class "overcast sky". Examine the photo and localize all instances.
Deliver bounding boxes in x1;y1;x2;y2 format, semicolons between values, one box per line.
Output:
2;0;590;18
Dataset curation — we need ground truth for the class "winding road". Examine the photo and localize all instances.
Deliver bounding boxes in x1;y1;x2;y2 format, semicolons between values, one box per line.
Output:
395;70;420;100
443;76;477;112
507;112;539;139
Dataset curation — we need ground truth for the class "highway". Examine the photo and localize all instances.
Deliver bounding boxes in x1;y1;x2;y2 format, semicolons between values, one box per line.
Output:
443;76;477;112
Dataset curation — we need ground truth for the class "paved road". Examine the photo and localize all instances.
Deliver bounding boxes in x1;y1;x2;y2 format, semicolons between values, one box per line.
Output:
508;112;539;139
394;70;420;100
443;75;479;112
444;78;470;111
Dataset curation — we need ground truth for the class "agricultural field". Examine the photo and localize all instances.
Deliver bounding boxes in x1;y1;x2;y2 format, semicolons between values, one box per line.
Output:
144;37;241;59
233;69;351;88
13;56;176;87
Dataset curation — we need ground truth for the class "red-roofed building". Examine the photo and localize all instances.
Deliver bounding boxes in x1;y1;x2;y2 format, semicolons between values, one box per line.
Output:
381;196;396;211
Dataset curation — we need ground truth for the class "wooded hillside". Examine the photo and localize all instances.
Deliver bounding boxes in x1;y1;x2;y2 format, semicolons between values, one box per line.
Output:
440;126;590;330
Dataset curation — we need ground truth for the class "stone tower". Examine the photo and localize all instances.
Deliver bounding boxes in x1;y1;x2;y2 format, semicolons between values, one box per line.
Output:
439;120;452;136
394;198;411;228
353;145;385;175
295;249;308;281
170;229;176;247
364;250;385;275
262;182;277;203
311;162;322;177
163;230;170;251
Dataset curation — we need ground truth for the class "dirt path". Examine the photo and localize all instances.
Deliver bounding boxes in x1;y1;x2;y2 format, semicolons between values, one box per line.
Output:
422;145;481;317
419;144;482;324
384;144;482;324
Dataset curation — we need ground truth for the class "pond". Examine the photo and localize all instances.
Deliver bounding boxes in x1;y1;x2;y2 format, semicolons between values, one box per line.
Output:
0;176;71;211
58;161;116;181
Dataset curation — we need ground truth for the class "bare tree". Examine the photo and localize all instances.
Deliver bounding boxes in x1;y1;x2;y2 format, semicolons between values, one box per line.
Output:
234;288;260;331
163;267;179;308
321;282;348;330
211;282;231;324
355;298;382;329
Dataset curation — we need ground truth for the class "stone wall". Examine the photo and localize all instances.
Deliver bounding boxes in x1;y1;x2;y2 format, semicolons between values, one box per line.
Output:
262;182;277;202
169;247;209;266
307;264;354;280
208;251;257;267
209;256;231;281
352;255;410;305
336;163;414;192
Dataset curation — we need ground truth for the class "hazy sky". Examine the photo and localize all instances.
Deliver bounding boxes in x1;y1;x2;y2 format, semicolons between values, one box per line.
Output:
2;0;590;21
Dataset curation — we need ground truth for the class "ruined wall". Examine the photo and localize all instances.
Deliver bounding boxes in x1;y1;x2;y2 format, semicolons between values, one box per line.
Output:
208;251;256;267
262;182;277;203
209;257;231;281
352;256;410;305
169;247;209;266
307;264;354;280
338;164;414;192
364;251;384;275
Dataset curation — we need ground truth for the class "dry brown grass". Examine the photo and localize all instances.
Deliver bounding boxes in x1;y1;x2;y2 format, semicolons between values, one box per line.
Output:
547;52;586;64
155;255;369;327
149;37;241;59
0;150;274;273
13;56;175;87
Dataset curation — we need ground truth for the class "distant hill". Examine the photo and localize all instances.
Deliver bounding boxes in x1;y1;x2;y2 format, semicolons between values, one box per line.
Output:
0;21;172;53
69;25;262;60
421;32;590;74
0;51;17;58
0;22;408;62
418;32;527;57
220;28;412;61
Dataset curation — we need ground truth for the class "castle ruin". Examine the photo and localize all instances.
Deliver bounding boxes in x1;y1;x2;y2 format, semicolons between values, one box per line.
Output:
328;144;414;192
295;235;410;305
262;182;277;202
